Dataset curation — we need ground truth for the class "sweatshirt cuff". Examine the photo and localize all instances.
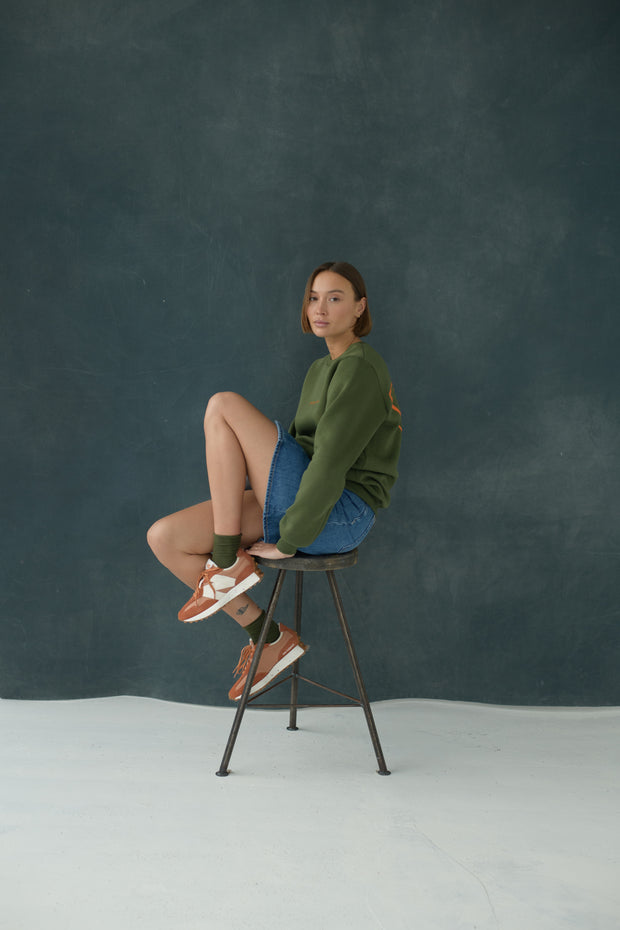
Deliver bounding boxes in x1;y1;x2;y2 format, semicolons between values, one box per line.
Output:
276;539;297;556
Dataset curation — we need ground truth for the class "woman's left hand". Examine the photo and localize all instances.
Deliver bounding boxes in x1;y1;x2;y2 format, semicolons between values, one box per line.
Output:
246;541;294;560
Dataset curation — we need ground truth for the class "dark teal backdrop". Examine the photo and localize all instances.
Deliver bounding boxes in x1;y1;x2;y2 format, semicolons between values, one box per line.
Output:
2;0;619;705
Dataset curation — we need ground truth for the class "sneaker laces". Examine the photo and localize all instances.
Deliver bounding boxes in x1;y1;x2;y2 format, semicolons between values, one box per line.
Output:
190;563;221;604
232;643;255;678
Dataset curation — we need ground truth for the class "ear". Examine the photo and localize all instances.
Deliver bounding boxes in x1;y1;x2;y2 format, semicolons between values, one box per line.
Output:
357;297;367;317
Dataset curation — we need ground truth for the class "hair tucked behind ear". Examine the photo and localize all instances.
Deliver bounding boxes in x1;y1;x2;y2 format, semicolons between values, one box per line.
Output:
301;261;372;336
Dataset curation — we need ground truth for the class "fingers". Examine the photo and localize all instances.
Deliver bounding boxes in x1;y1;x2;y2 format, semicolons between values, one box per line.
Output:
246;541;293;560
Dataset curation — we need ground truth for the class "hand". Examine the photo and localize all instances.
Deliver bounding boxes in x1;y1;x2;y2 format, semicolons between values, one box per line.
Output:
246;541;294;560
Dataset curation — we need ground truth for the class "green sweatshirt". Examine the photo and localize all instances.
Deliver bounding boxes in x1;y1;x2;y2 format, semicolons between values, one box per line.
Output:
277;342;402;554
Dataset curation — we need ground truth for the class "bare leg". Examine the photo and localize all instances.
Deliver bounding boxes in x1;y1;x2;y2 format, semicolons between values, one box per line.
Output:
147;494;265;627
148;392;278;627
204;392;278;534
147;493;261;587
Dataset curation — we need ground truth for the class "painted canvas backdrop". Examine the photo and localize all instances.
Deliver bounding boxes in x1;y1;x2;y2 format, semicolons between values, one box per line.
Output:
2;0;619;704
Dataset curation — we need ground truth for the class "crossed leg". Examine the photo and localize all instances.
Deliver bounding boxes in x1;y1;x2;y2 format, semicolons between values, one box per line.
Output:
147;393;278;627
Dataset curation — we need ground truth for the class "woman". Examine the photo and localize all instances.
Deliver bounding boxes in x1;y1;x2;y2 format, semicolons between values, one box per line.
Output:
147;261;402;701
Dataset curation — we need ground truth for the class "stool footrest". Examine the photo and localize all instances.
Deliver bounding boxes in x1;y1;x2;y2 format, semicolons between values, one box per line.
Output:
245;702;364;710
247;673;361;707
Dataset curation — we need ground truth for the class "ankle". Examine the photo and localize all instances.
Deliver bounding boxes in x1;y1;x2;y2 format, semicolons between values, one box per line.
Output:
243;611;280;645
212;533;241;568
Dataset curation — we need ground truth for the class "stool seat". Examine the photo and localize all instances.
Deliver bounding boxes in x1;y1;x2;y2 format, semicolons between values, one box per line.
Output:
216;547;390;777
255;549;358;572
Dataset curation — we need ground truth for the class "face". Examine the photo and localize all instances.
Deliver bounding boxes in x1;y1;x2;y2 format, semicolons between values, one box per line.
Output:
306;271;366;341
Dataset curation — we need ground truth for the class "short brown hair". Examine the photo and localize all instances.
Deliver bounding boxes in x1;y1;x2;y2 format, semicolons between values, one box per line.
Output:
300;261;372;337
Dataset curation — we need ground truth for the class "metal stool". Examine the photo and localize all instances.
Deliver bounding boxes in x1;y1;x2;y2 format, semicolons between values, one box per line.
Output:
216;549;391;776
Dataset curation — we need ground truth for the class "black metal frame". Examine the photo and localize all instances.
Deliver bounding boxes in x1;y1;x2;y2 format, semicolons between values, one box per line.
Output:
216;550;391;776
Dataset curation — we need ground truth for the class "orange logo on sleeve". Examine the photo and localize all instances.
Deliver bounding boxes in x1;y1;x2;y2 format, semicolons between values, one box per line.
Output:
389;383;403;431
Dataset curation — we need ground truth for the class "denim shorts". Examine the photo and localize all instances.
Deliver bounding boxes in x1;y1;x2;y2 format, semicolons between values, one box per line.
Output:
262;421;376;555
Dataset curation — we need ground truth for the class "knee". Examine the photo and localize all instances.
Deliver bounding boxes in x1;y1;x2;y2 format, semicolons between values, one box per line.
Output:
146;517;170;556
204;391;241;426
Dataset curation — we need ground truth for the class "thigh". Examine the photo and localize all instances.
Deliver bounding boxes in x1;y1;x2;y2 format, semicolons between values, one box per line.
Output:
156;490;264;555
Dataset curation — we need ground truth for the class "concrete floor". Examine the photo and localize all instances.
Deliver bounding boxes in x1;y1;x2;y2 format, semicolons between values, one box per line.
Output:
1;696;618;930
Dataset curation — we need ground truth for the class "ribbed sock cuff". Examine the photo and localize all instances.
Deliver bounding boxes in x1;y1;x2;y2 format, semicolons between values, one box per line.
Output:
243;611;280;645
211;533;242;569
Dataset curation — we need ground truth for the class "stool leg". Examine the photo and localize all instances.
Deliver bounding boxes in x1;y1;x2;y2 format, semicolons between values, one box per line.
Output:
216;568;286;776
326;570;391;775
287;572;303;731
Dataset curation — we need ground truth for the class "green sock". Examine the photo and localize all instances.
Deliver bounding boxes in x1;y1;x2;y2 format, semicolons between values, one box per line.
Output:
243;611;280;645
211;533;241;569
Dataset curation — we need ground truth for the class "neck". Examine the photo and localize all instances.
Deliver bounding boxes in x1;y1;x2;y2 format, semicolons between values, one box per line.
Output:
325;334;361;359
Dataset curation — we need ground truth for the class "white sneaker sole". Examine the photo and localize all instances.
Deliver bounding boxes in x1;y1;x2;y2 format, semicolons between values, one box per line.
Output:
181;569;263;623
235;643;309;700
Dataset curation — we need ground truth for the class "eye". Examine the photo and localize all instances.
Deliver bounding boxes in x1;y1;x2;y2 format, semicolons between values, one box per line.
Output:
308;295;318;302
328;296;341;302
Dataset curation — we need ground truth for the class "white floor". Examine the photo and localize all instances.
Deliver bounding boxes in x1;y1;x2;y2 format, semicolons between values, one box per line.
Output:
1;697;619;930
